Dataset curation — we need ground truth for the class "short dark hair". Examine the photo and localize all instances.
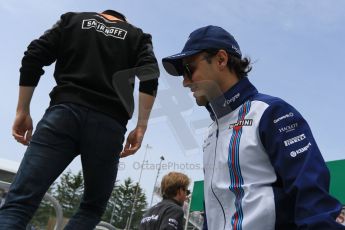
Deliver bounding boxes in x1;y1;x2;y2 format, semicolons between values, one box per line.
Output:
204;49;252;79
161;172;190;199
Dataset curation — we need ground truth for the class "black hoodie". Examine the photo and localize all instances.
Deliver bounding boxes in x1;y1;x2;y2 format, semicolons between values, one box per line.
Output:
20;11;159;125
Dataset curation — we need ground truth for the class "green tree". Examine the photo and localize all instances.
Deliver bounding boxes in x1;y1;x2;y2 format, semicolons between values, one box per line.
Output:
54;170;84;218
29;185;56;229
27;170;84;229
102;182;122;227
102;177;147;230
26;171;148;229
130;181;147;229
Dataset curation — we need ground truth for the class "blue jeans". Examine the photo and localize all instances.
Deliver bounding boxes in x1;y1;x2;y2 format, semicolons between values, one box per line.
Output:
0;103;126;230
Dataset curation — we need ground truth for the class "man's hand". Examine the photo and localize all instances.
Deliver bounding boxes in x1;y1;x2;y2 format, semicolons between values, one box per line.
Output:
336;207;345;226
120;92;155;158
12;112;33;146
13;86;35;145
120;125;147;158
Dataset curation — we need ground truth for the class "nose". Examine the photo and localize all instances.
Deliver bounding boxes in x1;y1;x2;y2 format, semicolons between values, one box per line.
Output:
182;75;192;87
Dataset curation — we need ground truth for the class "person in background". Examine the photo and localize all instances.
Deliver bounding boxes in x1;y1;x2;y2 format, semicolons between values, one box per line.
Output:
162;25;345;230
0;9;159;229
139;172;190;230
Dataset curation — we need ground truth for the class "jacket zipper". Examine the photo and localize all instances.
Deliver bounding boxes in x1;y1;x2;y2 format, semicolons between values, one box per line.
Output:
210;107;226;230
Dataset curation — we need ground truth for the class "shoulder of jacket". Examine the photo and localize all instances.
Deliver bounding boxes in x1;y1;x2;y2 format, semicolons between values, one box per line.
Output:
61;11;99;19
164;201;183;212
252;93;286;107
125;24;153;38
61;12;79;17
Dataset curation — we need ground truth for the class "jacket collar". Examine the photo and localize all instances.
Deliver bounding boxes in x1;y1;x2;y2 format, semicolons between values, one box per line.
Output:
163;198;183;207
206;77;258;120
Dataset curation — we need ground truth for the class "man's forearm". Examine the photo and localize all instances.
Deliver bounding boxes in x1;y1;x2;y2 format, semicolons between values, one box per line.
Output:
16;86;35;113
137;92;155;128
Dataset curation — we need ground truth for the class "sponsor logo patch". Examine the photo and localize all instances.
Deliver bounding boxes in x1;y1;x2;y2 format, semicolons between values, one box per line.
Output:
273;112;294;124
169;218;178;225
168;218;179;229
223;93;240;107
82;19;127;39
290;142;311;157
284;134;306;146
279;123;298;133
232;45;241;56
141;214;159;223
229;119;253;129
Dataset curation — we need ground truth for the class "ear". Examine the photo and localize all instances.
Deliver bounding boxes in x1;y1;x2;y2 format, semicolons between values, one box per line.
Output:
217;49;228;69
174;188;182;201
177;188;183;196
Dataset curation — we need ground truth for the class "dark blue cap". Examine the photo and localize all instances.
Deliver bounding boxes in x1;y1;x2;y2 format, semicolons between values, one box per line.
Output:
162;25;242;76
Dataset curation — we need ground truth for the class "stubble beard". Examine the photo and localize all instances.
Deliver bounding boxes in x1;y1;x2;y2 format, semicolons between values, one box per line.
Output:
195;95;209;106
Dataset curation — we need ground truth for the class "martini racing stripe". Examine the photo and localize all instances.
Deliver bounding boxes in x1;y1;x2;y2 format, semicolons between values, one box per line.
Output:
228;100;251;230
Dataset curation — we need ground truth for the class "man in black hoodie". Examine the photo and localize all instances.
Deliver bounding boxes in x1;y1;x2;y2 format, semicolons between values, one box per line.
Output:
139;172;190;230
0;10;159;229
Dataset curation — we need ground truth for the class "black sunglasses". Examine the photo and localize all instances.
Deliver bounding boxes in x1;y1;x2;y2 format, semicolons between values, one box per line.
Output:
181;187;191;196
182;55;210;80
186;189;191;196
